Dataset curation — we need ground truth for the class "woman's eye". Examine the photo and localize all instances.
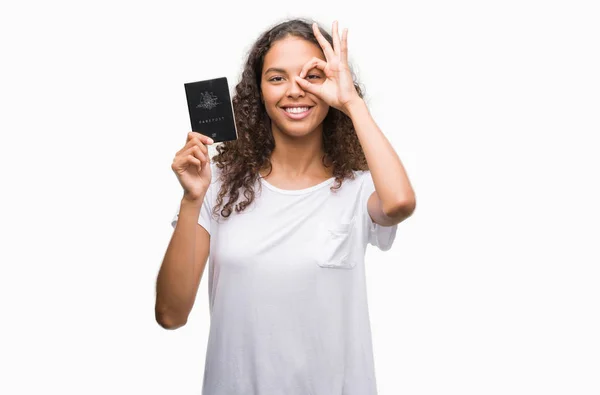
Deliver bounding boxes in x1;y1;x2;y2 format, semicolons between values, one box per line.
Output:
306;74;321;80
269;76;284;82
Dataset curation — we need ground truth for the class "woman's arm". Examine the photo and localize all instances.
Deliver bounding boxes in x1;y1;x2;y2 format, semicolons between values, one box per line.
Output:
155;197;210;329
348;98;416;225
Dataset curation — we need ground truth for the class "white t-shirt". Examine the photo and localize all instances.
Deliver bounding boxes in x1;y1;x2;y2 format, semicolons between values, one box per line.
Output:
171;163;398;395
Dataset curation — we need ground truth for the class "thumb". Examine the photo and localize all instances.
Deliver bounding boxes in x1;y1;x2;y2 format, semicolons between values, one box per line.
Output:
295;76;320;97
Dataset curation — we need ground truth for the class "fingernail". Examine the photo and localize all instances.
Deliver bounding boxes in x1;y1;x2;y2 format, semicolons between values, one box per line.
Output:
208;138;214;144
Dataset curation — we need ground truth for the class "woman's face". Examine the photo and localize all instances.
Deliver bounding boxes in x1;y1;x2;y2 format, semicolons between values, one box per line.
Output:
260;36;329;138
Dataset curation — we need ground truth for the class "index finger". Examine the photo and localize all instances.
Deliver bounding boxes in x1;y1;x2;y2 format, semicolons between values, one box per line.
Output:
188;131;214;145
299;57;327;79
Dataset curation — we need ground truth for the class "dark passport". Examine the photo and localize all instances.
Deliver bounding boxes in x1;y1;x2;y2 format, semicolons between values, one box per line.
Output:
184;77;238;143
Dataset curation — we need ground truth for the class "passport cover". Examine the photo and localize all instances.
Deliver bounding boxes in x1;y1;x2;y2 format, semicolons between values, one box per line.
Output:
184;77;238;143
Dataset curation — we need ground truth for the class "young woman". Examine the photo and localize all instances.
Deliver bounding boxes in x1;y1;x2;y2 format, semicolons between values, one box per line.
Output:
156;18;416;395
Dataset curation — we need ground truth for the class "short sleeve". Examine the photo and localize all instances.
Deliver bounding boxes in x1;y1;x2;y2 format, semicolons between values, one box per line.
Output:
360;170;398;251
170;164;217;235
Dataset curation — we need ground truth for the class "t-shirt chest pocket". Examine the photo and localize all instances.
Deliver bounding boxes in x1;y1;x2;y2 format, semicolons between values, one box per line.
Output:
315;215;357;269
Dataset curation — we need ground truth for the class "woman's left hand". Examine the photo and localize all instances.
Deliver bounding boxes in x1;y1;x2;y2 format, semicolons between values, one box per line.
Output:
295;21;362;116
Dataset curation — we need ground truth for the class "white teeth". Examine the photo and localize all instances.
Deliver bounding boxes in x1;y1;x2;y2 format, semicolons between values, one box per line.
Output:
285;107;310;114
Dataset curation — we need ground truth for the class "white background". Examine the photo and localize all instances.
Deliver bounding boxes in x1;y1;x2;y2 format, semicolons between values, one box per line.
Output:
1;0;599;394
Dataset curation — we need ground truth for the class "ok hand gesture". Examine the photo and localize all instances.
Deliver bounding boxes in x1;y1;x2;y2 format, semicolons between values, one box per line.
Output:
294;21;362;116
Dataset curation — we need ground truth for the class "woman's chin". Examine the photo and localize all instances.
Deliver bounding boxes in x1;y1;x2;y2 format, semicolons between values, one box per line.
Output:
277;123;323;137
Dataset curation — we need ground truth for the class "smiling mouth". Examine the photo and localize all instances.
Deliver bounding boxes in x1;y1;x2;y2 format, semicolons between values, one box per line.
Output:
281;106;314;120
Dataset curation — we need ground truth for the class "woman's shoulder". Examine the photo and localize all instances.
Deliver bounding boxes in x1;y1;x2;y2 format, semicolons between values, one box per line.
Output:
351;168;371;181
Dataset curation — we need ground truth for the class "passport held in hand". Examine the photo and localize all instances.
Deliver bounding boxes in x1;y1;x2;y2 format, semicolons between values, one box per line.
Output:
184;77;238;143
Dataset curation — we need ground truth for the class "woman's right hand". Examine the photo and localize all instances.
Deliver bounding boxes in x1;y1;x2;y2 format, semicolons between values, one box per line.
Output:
171;131;214;203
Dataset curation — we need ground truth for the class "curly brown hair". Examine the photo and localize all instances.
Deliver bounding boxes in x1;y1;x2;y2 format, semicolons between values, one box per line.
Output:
211;18;369;220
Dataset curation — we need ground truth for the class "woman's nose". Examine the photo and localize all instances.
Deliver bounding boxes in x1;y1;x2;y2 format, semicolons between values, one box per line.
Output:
286;78;306;98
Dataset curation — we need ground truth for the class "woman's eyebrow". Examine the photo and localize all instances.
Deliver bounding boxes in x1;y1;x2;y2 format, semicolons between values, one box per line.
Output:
263;66;323;76
264;67;287;75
